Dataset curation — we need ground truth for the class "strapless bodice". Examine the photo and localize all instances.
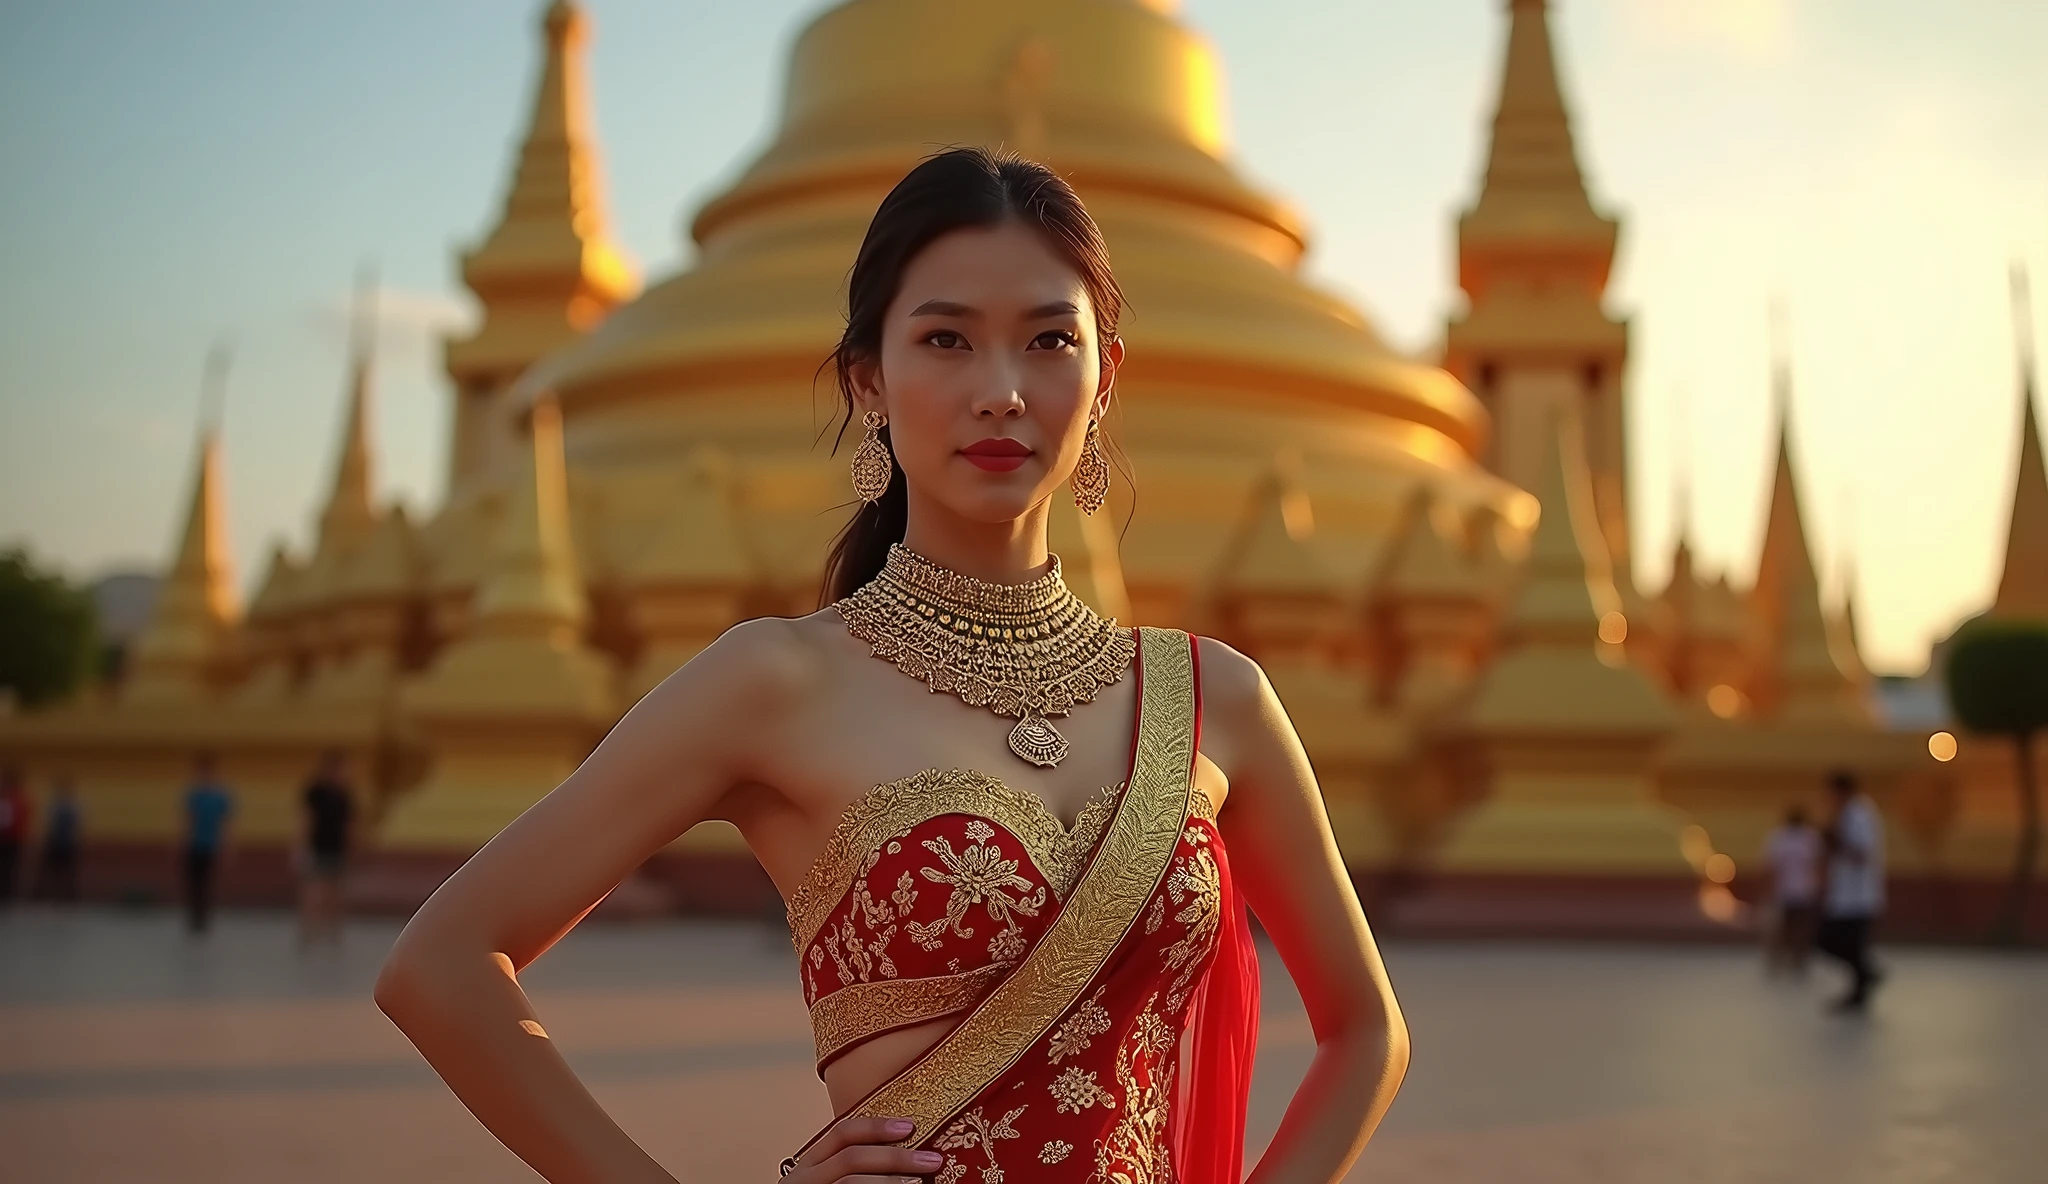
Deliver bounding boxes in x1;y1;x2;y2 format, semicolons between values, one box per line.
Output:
786;769;1217;1070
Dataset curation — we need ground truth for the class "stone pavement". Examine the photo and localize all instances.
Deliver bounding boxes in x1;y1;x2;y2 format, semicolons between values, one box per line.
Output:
2;907;2044;1183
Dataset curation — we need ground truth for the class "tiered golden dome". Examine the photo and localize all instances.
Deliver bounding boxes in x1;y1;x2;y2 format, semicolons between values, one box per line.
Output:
521;0;1512;619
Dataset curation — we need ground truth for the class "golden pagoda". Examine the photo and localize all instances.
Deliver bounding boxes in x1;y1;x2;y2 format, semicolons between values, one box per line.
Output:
3;0;2014;933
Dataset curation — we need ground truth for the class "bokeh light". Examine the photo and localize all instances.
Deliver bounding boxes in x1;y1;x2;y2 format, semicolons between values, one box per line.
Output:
1597;611;1629;646
1706;684;1745;719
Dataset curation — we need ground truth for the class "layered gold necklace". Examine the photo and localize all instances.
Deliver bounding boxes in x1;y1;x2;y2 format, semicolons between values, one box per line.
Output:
835;544;1137;768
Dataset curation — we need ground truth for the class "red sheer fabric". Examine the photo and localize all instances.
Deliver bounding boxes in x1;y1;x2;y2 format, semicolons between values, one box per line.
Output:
1172;839;1261;1183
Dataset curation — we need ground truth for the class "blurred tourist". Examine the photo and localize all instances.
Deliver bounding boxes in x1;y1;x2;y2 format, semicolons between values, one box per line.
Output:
298;749;356;946
181;752;234;934
0;764;27;906
1816;769;1886;1012
1761;804;1821;975
33;776;83;902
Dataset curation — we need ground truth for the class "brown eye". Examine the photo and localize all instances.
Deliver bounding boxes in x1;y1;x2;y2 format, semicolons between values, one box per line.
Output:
1031;330;1079;351
924;330;968;350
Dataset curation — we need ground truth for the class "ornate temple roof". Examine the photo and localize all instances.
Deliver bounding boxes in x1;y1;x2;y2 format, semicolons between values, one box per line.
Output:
518;0;1484;454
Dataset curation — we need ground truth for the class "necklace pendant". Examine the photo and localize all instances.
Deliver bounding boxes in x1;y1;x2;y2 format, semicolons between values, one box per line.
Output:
1008;713;1070;768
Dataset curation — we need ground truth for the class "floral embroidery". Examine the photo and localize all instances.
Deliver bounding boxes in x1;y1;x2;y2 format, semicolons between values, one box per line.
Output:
1094;993;1175;1184
935;1162;967;1184
965;819;996;843
1162;847;1221;972
1046;988;1111;1063
1143;893;1165;935
1048;1066;1116;1114
1039;1140;1073;1164
907;835;1045;951
786;770;1122;950
989;924;1027;963
934;1105;1025;1172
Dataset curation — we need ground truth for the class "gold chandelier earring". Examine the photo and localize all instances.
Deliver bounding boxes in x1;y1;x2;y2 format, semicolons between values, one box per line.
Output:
851;409;893;503
1072;416;1109;515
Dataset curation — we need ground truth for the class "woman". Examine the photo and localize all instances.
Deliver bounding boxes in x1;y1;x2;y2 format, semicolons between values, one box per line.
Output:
377;148;1408;1184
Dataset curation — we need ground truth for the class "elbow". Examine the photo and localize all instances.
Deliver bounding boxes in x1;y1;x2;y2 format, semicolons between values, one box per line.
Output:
1313;986;1411;1091
374;926;450;1031
373;941;422;1028
1381;1005;1412;1088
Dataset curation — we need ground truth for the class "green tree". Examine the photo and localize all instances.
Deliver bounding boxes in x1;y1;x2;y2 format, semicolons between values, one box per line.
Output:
1945;620;2048;944
0;548;100;709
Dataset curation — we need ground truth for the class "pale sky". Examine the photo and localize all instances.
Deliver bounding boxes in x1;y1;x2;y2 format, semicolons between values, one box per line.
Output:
0;0;2041;674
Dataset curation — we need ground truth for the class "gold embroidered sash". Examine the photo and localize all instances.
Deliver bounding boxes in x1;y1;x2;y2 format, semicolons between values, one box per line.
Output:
848;626;1197;1143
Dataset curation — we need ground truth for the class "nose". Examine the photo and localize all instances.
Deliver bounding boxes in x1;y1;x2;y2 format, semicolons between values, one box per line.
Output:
970;357;1027;419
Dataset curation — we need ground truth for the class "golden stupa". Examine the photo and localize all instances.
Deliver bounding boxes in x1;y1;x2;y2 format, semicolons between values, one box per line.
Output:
4;0;2034;935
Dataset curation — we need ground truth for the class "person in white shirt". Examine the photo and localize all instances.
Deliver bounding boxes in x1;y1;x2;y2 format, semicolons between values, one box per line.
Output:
1816;769;1886;1011
1760;805;1822;975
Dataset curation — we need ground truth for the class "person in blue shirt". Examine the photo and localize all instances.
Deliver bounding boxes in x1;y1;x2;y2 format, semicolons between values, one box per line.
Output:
181;752;234;934
34;775;83;902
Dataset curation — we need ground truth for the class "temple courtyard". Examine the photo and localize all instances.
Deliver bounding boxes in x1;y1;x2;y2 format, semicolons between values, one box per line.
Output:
2;908;2043;1183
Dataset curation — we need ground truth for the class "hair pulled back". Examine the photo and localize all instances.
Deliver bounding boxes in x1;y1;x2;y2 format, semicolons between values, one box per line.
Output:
819;147;1125;606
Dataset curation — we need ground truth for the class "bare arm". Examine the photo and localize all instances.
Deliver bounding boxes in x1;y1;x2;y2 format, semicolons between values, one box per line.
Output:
1201;640;1410;1184
375;621;788;1183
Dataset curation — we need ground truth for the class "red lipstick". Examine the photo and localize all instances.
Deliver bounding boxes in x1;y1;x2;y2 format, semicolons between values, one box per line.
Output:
960;438;1033;473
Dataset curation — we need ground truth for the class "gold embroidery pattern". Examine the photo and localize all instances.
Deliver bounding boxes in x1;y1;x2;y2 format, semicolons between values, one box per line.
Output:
906;834;1047;950
789;772;1119;951
1049;1066;1117;1114
852;628;1196;1144
1040;1140;1074;1164
933;1105;1026;1174
808;963;1009;1068
1162;846;1222;973
1189;783;1219;822
1045;986;1111;1063
1093;991;1180;1184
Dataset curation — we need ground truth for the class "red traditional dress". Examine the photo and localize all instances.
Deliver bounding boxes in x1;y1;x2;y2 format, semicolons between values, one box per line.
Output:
785;627;1260;1183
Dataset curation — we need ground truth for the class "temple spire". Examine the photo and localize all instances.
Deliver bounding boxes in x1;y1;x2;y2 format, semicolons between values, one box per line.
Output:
1501;408;1621;649
127;348;240;701
472;394;586;640
318;265;378;550
1993;262;2048;618
1745;360;1863;721
444;0;638;496
386;393;614;847
1446;0;1627;573
1465;0;1607;239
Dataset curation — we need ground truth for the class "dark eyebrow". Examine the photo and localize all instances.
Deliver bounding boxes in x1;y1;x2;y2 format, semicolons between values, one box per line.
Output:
905;299;1080;320
908;300;977;318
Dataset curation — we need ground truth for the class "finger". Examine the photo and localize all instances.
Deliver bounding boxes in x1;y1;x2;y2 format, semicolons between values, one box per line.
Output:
801;1116;917;1164
819;1145;946;1180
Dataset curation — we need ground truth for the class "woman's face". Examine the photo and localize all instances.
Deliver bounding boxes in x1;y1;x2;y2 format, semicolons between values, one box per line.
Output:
852;220;1122;525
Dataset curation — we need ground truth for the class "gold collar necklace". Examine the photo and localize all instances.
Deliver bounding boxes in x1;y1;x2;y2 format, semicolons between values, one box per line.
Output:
834;544;1137;767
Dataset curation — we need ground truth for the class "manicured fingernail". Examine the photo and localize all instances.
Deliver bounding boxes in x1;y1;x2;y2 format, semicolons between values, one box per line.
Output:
912;1150;944;1169
886;1118;916;1135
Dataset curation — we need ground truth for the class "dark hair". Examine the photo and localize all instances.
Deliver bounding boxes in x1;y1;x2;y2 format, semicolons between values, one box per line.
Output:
1785;804;1808;827
1827;768;1858;796
819;147;1126;606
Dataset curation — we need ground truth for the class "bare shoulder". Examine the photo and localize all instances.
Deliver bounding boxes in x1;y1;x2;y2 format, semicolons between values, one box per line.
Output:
639;609;847;720
1193;634;1271;723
